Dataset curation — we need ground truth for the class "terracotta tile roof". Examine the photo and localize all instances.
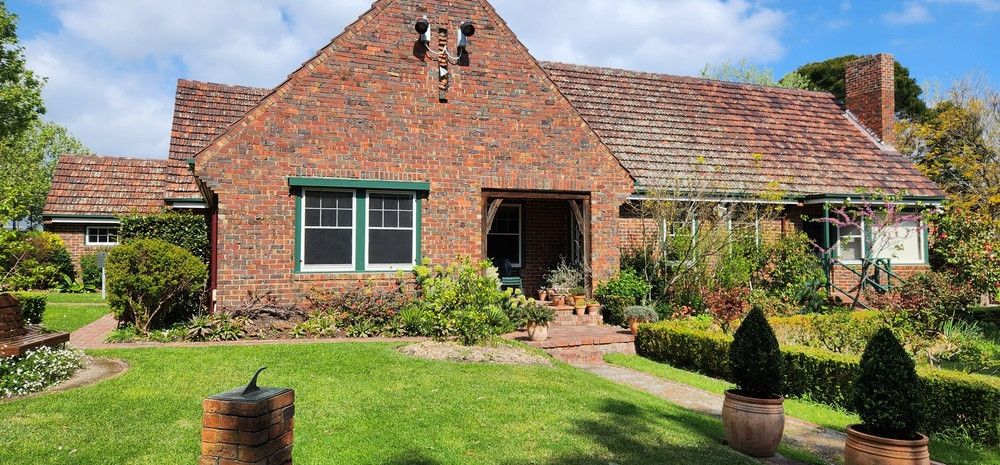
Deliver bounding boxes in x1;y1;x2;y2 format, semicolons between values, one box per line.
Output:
541;62;943;198
168;79;269;161
44;155;200;217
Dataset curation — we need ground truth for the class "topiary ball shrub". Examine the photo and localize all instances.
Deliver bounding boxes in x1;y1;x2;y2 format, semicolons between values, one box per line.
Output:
729;307;782;398
106;238;207;334
853;327;920;439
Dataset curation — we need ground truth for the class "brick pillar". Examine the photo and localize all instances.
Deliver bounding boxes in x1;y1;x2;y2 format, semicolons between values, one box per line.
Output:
200;386;294;465
0;293;27;339
845;53;895;145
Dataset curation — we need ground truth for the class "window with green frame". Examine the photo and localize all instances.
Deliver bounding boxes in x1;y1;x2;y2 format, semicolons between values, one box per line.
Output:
292;178;426;273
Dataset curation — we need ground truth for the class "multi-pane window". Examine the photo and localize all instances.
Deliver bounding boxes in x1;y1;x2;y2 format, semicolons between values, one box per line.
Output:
872;220;924;264
367;192;415;268
85;227;119;245
836;224;865;262
302;190;354;270
487;205;521;268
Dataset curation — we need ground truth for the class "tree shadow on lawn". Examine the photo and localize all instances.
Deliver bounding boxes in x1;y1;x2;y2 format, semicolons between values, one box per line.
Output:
383;451;443;465
501;398;752;465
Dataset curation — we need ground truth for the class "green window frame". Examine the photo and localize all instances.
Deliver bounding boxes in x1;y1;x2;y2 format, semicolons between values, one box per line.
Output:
291;178;427;274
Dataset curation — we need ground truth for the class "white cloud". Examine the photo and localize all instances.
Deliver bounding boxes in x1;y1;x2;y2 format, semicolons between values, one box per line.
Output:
883;3;934;24
22;0;788;157
929;0;1000;12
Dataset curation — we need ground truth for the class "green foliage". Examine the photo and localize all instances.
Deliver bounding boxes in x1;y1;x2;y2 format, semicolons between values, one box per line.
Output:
118;212;210;260
729;307;782;397
930;207;1000;297
0;346;83;398
706;286;749;333
753;233;826;299
854;329;920;438
637;320;1000;444
54;274;95;294
769;311;883;355
0;3;45;140
624;305;659;323
795;54;927;120
0;231;74;291
700;58;815;90
868;271;979;334
595;269;651;326
106;239;207;333
13;292;45;324
295;283;409;338
517;300;555;327
543;259;584;292
186;313;252;342
402;257;519;345
79;253;102;289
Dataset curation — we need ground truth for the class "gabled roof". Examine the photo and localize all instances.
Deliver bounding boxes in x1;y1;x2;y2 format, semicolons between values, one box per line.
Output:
168;79;269;161
44;155;200;217
541;62;943;198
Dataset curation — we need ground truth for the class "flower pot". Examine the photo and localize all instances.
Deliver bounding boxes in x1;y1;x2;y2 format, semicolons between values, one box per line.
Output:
574;304;585;316
844;425;929;465
628;318;639;335
552;295;566;307
586;303;600;314
573;295;586;306
527;323;548;342
722;390;785;458
538;290;548;302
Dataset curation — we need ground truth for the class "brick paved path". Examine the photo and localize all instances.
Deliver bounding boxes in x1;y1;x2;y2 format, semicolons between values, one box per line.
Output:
69;313;118;349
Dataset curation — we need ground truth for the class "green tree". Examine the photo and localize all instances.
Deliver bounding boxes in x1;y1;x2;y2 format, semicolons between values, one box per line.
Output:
700;59;815;90
0;1;45;139
795;55;927;120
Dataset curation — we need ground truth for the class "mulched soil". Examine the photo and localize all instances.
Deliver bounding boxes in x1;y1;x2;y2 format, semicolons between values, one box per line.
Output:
397;341;553;366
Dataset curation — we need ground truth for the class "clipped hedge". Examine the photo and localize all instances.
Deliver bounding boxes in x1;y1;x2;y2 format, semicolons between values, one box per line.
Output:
13;292;46;325
118;212;209;260
636;320;1000;445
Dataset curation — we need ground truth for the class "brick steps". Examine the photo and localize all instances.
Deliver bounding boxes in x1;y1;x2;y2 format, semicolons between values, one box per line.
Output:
508;324;635;364
546;304;603;327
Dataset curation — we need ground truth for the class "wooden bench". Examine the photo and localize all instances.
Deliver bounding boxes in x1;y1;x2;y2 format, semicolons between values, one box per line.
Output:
0;328;70;357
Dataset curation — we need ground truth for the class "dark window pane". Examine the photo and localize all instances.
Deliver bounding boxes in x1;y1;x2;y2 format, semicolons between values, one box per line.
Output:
399;211;413;227
487;235;519;266
304;229;352;265
384;212;398;228
305;209;321;226
370;197;383;209
369;229;413;264
338;210;353;227
369;211;382;228
321;210;339;227
383;196;398;209
305;195;321;208
399;198;413;212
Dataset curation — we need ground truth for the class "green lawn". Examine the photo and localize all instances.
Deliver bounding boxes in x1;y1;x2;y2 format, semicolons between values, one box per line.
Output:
605;353;1000;465
0;343;826;465
40;292;108;332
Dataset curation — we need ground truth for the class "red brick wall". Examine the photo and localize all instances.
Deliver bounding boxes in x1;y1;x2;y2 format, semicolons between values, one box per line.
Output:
846;53;895;145
520;200;571;296
194;0;634;306
47;223;115;274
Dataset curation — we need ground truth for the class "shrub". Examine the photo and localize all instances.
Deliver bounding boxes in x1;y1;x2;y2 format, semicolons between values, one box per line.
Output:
930;206;1000;298
854;328;920;438
636;320;1000;444
118;211;210;260
80;253;103;289
623;305;659;323
752;233;825;300
13;292;46;325
106;239;207;333
304;283;408;337
769;311;882;355
595;270;651;326
0;231;74;291
729;307;782;397
0;346;84;398
403;257;517;345
186;313;253;342
869;271;978;334
706;286;749;333
543;259;584;293
518;301;555;327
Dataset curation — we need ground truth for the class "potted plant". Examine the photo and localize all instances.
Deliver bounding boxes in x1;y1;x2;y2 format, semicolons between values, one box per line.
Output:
723;307;784;458
551;292;566;307
544;259;583;308
522;301;556;342
585;300;601;314
570;286;586;307
623;305;658;335
573;293;586;315
844;328;929;465
537;288;548;302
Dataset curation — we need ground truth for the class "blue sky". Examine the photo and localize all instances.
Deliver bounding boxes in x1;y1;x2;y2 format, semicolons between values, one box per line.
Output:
7;0;999;157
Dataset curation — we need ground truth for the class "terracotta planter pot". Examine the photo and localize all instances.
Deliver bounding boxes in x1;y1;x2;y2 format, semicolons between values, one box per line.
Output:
628;319;639;335
573;295;586;307
552;295;566;307
586;304;600;314
527;323;548;342
574;305;585;316
844;425;929;465
722;390;785;458
537;290;548;302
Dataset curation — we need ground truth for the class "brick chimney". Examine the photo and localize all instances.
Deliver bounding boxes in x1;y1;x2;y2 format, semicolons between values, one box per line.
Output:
845;53;895;145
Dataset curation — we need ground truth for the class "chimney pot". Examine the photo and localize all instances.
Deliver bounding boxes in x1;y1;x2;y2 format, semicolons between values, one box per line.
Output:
845;53;896;145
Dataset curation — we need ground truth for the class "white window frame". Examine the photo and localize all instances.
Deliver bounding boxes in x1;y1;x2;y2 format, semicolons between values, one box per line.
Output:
300;188;356;272
661;218;697;242
872;220;925;265
727;217;761;247
364;190;417;272
85;226;119;246
487;204;522;268
836;222;866;264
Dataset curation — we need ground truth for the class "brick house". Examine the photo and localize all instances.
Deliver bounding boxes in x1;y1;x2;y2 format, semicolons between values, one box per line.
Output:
43;0;942;309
